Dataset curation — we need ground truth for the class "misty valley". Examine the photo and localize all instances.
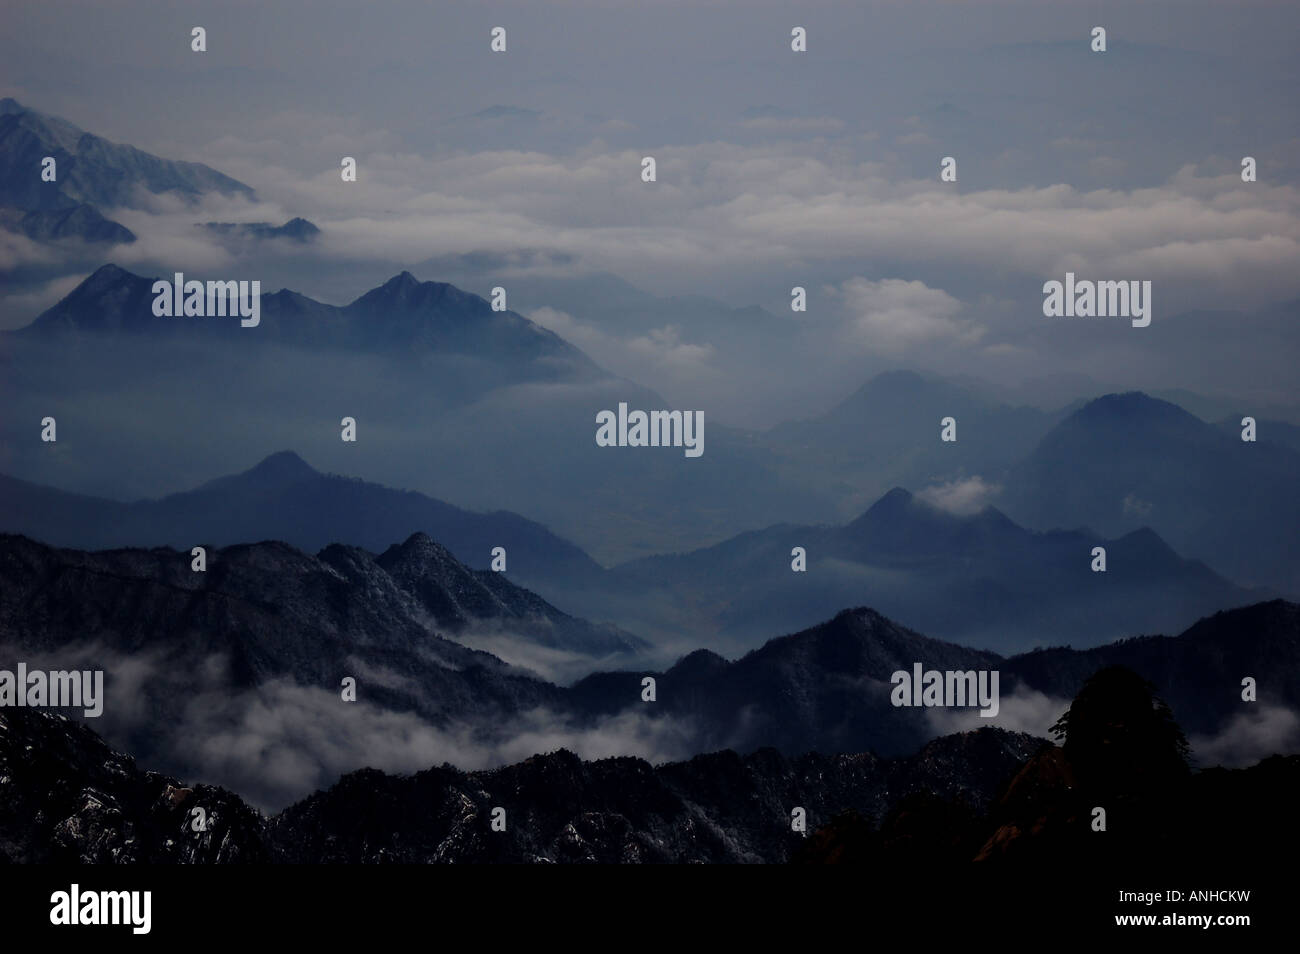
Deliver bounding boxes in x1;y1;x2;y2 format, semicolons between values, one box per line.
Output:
0;4;1296;913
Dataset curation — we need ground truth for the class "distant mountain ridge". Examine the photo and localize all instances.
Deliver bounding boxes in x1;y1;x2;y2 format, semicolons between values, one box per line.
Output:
1003;391;1300;593
0;527;638;667
758;369;1063;518
0;449;604;594
596;483;1264;654
1;446;1266;656
0;263;832;564
200;217;320;243
13;264;602;373
0;98;254;244
571;599;1300;757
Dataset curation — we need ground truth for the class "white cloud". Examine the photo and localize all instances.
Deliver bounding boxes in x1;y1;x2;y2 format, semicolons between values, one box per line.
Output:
1189;705;1300;768
917;476;1003;516
626;325;716;370
836;277;980;354
924;686;1070;738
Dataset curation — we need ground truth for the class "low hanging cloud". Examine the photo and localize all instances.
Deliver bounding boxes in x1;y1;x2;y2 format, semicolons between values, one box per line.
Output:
17;134;1291;312
835;277;982;355
1188;705;1300;769
529;305;715;373
626;325;716;370
183;678;699;812
923;686;1071;739
14;639;698;813
444;629;644;686
916;476;1003;516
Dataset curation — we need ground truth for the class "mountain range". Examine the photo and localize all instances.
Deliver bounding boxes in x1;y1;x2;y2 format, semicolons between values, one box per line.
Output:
594;483;1267;654
1002;391;1300;593
0;699;1037;863
0;530;640;805
0;442;1273;657
1;528;1294;807
2;102;1296;580
0;98;253;245
1;78;1296;878
0;263;832;562
572;598;1300;756
759;369;1062;518
0;449;602;594
15;263;597;372
4;672;1294;865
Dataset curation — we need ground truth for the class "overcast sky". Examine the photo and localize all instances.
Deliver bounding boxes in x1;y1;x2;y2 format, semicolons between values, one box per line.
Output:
2;0;1298;420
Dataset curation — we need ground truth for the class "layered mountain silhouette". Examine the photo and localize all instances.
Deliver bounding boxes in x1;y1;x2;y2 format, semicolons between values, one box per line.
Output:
1;528;1293;808
15;264;600;373
796;666;1300;868
4;670;1294;865
1009;598;1300;737
1003;392;1300;593
0;700;1035;863
0;450;603;593
759;370;1063;518
0;265;831;561
596;484;1264;653
1;449;1260;656
0;531;640;677
0;98;253;244
570;600;1300;758
0;532;642;804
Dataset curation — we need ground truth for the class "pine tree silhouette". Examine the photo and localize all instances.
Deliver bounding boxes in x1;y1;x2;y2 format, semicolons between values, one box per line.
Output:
1050;665;1190;793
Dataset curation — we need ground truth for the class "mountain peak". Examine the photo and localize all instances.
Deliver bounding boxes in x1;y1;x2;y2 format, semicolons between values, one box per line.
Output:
184;451;319;497
82;262;135;287
387;271;420;289
864;487;915;514
14;263;158;336
1074;391;1195;424
19;265;598;374
1050;392;1213;448
344;271;464;316
381;531;460;569
841;484;1027;559
842;487;917;533
247;451;316;481
667;648;729;678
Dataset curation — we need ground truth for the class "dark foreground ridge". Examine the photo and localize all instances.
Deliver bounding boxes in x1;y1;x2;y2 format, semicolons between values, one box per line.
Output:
2;666;1297;864
0;701;1030;863
1;529;1297;813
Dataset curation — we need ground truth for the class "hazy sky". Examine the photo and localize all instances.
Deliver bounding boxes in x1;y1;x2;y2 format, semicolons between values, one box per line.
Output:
2;0;1298;420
